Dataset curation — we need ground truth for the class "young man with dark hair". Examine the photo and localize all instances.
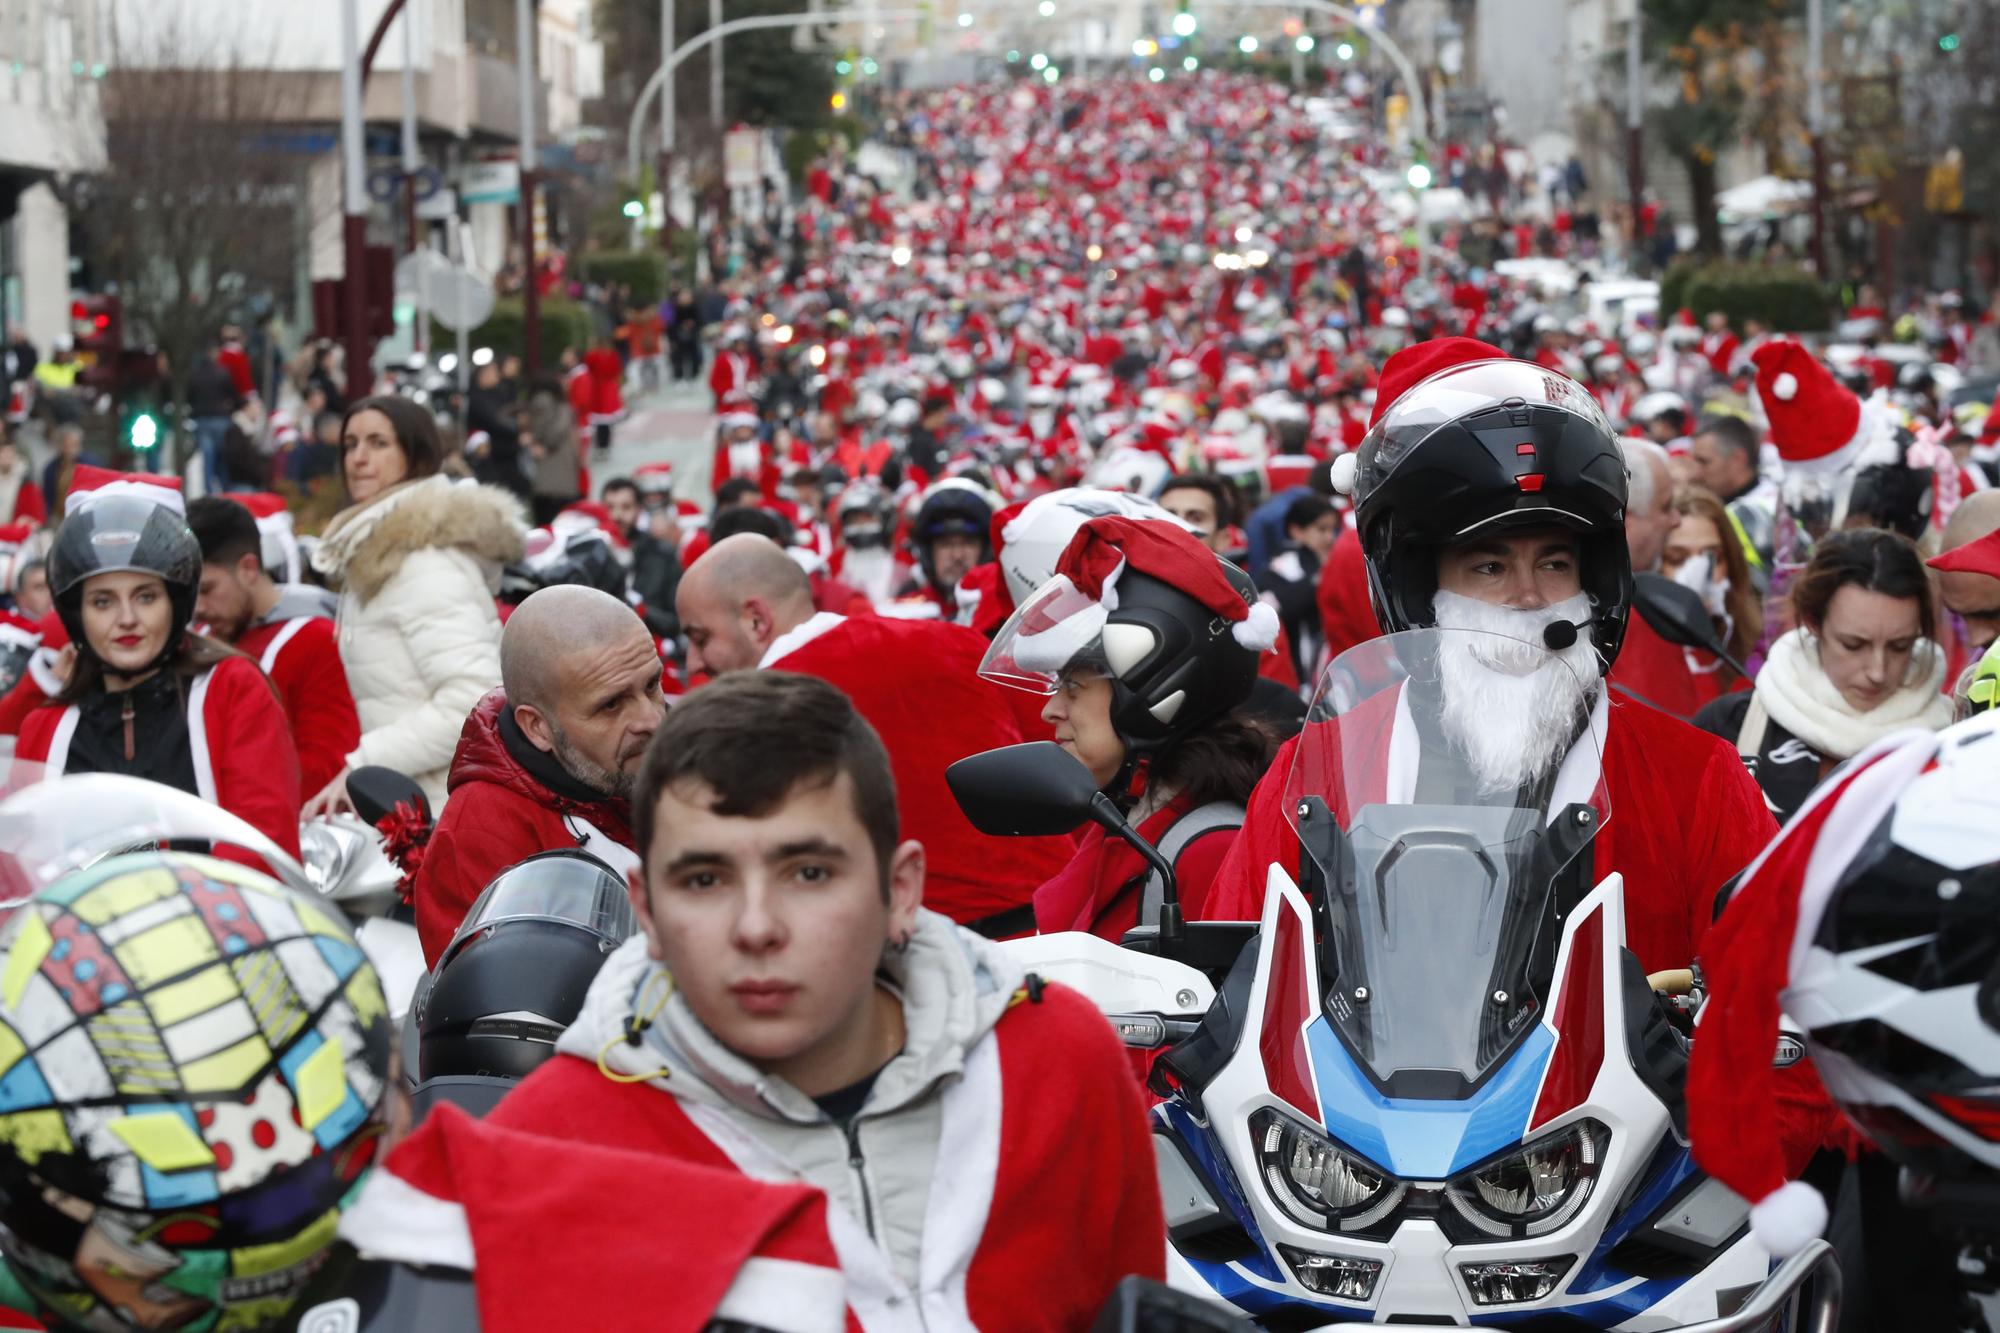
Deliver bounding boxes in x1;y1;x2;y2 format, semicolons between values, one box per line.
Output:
380;670;1163;1327
185;496;358;796
1157;472;1237;555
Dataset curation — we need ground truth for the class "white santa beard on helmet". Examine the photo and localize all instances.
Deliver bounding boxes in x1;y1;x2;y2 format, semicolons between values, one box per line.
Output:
843;546;898;606
1432;590;1603;797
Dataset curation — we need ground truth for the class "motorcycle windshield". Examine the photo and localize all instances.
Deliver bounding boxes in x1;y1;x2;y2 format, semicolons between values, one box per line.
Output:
0;765;311;909
1283;629;1610;1092
452;854;637;953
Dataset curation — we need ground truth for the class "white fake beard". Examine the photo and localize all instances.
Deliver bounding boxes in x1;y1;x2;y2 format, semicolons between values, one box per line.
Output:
843;546;899;606
1431;590;1603;797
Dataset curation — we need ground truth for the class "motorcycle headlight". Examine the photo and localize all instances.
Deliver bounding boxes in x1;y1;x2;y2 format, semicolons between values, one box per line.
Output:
299;820;362;897
1251;1107;1405;1232
1444;1120;1607;1239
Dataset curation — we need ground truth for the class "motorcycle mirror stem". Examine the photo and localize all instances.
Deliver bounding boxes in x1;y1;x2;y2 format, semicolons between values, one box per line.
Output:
1087;790;1183;944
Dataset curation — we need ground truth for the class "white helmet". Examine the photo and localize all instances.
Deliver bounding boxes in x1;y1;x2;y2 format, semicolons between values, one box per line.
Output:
996;488;1187;605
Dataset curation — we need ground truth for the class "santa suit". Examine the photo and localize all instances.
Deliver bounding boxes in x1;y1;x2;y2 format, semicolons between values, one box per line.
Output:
1202;683;1831;1174
709;348;754;408
234;606;359;798
1032;791;1237;941
411;690;637;965
15;655;302;860
1701;329;1740;379
757;613;1073;930
345;913;1164;1332
1607;611;1704;721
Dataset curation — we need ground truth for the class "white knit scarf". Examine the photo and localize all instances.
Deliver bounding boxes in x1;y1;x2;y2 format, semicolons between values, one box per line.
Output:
1755;628;1952;759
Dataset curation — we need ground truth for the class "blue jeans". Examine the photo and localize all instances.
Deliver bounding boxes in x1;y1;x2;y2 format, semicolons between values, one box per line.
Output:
192;415;231;492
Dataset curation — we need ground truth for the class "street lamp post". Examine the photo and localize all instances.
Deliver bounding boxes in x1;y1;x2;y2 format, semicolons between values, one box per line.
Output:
339;0;371;403
626;10;931;187
660;0;675;254
1807;0;1827;277
517;0;542;378
1627;8;1645;273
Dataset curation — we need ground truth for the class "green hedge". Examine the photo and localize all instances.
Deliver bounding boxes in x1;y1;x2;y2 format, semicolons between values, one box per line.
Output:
1663;261;1834;335
433;296;593;361
579;250;671;307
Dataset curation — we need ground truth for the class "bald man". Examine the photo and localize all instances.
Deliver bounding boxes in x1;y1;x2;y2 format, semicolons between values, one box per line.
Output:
676;535;1072;935
1929;490;2000;663
410;584;666;963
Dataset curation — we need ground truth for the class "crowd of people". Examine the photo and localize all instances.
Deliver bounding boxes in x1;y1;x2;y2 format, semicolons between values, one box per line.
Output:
0;66;1996;1333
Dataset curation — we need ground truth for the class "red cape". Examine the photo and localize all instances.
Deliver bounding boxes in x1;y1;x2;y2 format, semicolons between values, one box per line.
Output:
768;617;1073;924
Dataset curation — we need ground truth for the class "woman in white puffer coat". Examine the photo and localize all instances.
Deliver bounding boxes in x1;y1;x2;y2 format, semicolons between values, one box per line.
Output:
305;395;526;813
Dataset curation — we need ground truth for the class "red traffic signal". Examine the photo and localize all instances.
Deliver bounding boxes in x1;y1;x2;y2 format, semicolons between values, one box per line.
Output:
74;294;123;391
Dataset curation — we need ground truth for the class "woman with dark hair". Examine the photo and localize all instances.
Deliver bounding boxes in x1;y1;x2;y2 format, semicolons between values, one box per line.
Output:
306;395;525;813
14;484;302;856
1661;485;1763;704
1695;526;1949;822
980;516;1280;939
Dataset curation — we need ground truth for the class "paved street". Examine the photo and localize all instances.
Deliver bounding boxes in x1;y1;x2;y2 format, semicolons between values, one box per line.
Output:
595;376;715;508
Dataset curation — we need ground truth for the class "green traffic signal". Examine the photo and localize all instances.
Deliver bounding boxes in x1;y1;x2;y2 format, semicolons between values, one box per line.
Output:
129;412;159;452
1938;32;1960;51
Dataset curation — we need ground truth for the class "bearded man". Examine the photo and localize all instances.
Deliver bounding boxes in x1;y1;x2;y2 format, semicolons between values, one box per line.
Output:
410;584;666;964
1203;338;1832;1179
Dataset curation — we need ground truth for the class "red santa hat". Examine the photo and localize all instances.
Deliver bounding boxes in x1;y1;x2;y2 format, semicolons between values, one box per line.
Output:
633;461;676;496
340;1102;844;1333
1687;728;1940;1257
1022;516;1278;671
1750;340;1863;472
227;492;302;581
64;465;185;517
1926;526;2000;582
1333;337;1511;495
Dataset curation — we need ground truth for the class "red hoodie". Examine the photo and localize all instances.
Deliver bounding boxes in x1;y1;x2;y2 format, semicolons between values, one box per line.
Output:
411;689;638;965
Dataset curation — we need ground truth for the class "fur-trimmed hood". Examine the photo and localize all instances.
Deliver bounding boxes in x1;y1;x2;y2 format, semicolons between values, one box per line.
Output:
313;475;526;604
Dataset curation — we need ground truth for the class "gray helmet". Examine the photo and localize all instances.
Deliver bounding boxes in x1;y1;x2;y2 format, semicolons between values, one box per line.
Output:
50;495;202;664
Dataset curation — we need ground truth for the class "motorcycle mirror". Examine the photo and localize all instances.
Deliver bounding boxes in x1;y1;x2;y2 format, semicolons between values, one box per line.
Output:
946;742;1102;837
1632;571;1751;680
348;766;432;829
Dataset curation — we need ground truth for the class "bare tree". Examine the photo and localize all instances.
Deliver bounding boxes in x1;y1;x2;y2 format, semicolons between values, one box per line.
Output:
62;9;309;460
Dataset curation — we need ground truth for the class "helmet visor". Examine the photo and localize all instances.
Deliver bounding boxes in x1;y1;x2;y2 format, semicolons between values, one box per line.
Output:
979;573;1110;694
444;851;636;964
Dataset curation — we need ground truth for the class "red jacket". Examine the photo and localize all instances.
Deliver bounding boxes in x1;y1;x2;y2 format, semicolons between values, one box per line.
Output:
762;614;1074;926
234;613;359;797
412;689;638;965
1032;790;1237;940
1202;687;1831;1174
481;982;1163;1330
1607;612;1703;721
585;348;625;423
15;656;302;860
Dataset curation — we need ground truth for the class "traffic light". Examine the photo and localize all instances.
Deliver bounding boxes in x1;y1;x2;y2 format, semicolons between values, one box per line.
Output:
1939;31;1960;51
72;295;122;391
831;91;848;111
622;199;645;219
128;409;160;453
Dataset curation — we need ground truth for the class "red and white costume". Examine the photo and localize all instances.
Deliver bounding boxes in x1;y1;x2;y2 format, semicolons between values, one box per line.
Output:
235;604;359;799
757;612;1072;928
15;654;303;860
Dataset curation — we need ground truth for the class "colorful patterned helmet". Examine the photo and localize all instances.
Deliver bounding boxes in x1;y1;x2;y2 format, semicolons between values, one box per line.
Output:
0;852;390;1331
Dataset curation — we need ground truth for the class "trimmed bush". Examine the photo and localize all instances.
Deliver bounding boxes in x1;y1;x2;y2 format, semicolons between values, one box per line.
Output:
1665;261;1834;335
579;250;671;307
433;296;594;362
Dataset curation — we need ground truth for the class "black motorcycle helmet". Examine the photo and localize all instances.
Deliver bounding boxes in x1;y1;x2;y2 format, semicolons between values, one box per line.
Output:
982;518;1268;788
1342;352;1633;668
416;851;637;1083
911;480;995;585
49;494;202;670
